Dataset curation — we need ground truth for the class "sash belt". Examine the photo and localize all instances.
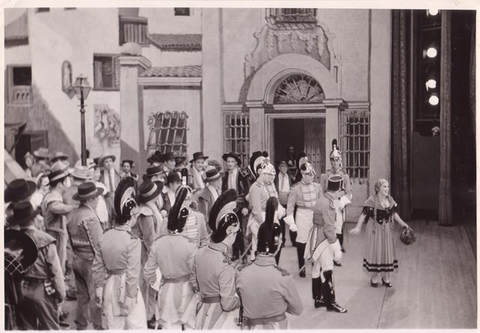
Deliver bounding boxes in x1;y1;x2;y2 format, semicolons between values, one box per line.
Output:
107;269;126;276
201;295;221;303
162;275;190;284
245;313;286;326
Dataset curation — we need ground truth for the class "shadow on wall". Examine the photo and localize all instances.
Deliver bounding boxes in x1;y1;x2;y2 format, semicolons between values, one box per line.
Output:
6;84;79;163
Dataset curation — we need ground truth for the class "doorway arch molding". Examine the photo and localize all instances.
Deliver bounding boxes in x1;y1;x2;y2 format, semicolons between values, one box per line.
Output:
246;53;340;103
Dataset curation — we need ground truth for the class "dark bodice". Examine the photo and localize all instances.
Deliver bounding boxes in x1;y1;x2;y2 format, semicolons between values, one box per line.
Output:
362;206;396;225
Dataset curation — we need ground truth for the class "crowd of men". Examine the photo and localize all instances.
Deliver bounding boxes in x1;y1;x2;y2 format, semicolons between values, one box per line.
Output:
5;141;352;330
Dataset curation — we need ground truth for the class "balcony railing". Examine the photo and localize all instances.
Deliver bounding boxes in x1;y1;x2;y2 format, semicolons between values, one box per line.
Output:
9;86;32;104
266;8;317;25
119;16;148;46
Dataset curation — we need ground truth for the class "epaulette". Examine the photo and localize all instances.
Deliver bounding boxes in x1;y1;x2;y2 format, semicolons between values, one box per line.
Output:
222;252;233;265
237;260;254;271
274;265;290;276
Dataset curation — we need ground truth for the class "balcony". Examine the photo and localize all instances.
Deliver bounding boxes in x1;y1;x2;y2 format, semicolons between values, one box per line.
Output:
9;86;32;105
119;16;148;46
266;8;317;29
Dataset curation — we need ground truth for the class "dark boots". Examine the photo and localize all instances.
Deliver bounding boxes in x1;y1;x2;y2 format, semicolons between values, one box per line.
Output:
337;233;346;252
322;270;347;313
312;277;325;308
296;243;306;278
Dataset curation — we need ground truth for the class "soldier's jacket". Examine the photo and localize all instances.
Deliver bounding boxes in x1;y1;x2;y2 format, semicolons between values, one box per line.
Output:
286;181;323;217
190;242;240;312
20;226;66;302
236;255;303;320
311;192;337;245
92;225;141;299
247;180;278;225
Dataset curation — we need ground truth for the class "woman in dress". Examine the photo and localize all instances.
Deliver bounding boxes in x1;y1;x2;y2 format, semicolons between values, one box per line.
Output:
350;179;410;287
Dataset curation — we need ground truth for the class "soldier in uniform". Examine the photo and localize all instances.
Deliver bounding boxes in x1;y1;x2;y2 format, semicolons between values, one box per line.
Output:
237;196;303;329
246;151;286;261
305;175;347;313
143;186;199;330
319;139;353;255
221;152;251;261
92;177;147;329
10;202;66;330
284;157;322;278
191;189;242;330
135;179;165;326
67;182;105;330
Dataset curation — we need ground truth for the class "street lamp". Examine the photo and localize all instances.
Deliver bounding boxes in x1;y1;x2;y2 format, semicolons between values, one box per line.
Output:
73;75;91;166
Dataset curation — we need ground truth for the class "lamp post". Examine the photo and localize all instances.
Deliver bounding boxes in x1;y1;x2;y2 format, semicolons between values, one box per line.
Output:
73;75;91;166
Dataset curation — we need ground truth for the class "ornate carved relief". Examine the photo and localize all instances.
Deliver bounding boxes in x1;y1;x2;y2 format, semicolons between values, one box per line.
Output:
94;104;121;146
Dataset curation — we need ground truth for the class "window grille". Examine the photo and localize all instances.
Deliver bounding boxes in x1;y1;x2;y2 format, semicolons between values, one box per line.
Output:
224;112;250;167
339;109;370;183
266;8;317;24
147;111;188;157
274;74;325;104
119;16;148;46
174;8;190;16
93;54;120;90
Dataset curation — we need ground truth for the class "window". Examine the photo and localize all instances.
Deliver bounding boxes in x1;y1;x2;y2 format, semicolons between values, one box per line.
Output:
339;109;370;183
224;112;250;167
93;55;120;90
119;16;148;45
6;66;32;104
174;8;190;16
266;8;317;24
35;8;50;13
147;111;188;157
273;74;325;103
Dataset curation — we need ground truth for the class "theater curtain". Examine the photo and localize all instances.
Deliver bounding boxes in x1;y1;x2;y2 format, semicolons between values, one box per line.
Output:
391;10;411;220
439;11;453;226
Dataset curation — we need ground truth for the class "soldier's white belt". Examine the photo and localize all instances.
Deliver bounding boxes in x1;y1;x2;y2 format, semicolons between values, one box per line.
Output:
162;274;190;284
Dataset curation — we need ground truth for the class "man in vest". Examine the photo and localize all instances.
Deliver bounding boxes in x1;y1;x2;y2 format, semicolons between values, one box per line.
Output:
196;168;222;226
188;151;209;191
98;152;121;213
67;182;105;329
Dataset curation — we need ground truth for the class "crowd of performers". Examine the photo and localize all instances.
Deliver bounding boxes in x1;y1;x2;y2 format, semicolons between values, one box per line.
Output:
4;140;411;330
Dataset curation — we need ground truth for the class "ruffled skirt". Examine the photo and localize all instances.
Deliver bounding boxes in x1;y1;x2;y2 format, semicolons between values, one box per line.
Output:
363;221;398;273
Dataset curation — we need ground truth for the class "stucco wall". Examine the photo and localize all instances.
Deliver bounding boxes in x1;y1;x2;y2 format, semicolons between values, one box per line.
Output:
141;8;202;34
5;44;31;65
28;8;122;166
142;88;202;159
142;47;202;67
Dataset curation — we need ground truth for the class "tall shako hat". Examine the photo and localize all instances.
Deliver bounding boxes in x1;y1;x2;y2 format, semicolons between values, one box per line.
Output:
330;139;342;160
209;189;240;243
114;177;138;223
5;229;39;276
257;196;282;254
327;175;343;192
249;151;269;179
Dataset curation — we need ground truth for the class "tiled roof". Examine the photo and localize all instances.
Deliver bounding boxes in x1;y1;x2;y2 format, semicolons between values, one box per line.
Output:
5;12;28;42
141;66;202;78
147;34;201;51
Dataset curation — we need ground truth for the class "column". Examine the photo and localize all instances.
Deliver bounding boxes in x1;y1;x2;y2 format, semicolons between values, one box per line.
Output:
323;99;346;170
246;100;265;152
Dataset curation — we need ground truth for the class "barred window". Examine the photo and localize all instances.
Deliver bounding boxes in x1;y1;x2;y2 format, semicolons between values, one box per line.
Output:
147;111;188;157
339;109;370;183
224;112;250;167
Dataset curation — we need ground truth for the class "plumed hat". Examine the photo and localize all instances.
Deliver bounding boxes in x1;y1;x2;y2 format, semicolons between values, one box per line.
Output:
299;158;316;175
167;185;192;233
296;152;308;171
249;151;272;179
330;139;342;160
257;197;282;254
209;189;240;243
114;177;138;222
4;229;38;277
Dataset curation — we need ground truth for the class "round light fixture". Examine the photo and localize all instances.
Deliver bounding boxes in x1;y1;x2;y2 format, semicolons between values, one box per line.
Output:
428;9;439;16
429;95;439;106
426;79;437;90
426;47;438;58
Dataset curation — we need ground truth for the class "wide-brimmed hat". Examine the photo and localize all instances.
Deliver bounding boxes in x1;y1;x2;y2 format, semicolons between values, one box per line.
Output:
144;165;164;178
48;160;72;183
98;152;116;166
175;156;187;167
162;152;177;163
204;168;222;183
71;165;93;180
147;151;163;164
72;182;104;201
166;171;181;185
5;179;36;203
222;152;242;166
6;201;41;226
138;180;163;203
51;152;69;163
189;152;209;163
33;147;49;159
4;229;39;273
